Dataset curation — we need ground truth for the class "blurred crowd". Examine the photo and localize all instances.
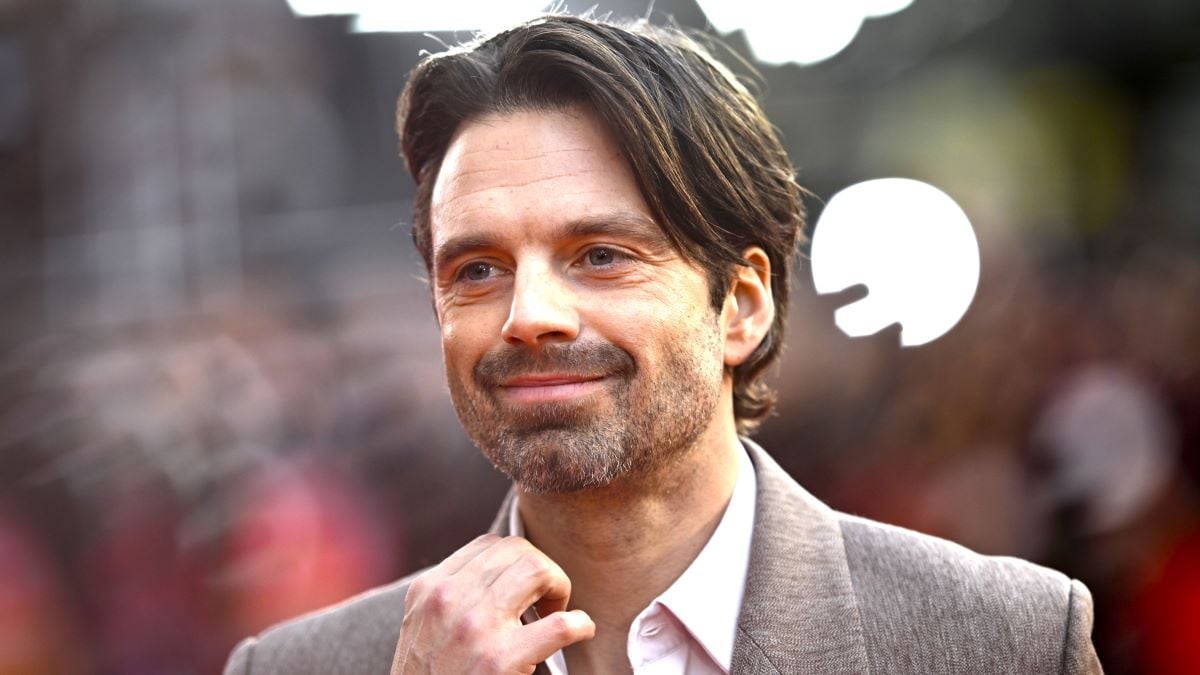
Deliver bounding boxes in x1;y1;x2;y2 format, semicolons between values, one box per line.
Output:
765;236;1200;673
3;235;1197;675
1;0;1198;673
0;273;524;673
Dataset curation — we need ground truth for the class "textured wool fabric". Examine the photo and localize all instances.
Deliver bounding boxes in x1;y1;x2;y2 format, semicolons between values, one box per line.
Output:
224;441;1102;674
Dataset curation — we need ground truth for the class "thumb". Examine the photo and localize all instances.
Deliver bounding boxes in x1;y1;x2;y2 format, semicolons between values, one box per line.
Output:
513;610;595;666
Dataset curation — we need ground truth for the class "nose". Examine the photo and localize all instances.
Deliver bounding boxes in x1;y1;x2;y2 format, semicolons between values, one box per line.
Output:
501;264;580;348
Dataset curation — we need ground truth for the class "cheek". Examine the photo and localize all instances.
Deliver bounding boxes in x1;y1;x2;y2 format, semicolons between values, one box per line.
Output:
591;303;719;369
439;301;507;345
438;316;485;374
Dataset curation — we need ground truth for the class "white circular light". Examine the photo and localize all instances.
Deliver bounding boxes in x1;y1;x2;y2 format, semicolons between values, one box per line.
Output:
741;2;864;66
697;0;916;66
810;178;980;346
697;0;746;33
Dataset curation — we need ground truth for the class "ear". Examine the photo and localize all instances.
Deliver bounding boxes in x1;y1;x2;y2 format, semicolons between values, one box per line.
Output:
722;246;774;368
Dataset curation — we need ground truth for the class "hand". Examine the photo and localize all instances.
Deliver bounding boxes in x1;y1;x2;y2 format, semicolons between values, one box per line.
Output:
391;534;596;674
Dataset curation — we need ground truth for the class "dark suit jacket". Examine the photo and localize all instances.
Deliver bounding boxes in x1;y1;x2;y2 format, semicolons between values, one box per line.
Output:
224;441;1103;674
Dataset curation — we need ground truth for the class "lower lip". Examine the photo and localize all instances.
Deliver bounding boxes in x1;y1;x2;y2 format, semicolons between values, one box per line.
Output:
500;378;608;404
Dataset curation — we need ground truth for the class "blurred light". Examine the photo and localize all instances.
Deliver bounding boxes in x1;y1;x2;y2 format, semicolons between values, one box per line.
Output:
284;0;552;33
697;0;914;65
859;0;915;18
811;178;979;347
284;0;367;16
1035;365;1175;534
742;2;863;66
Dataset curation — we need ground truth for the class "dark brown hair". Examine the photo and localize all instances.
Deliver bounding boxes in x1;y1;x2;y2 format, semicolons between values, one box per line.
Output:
397;14;806;433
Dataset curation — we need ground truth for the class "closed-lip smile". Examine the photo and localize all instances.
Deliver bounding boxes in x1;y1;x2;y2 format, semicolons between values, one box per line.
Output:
499;373;608;403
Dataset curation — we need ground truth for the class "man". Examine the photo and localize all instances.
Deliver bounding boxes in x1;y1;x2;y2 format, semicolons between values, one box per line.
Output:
224;14;1102;674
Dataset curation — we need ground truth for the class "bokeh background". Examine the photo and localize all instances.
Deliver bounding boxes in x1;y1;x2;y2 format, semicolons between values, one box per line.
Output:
2;0;1198;673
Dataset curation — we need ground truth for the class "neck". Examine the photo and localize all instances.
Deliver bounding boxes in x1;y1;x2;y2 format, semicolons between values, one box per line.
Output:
516;415;743;671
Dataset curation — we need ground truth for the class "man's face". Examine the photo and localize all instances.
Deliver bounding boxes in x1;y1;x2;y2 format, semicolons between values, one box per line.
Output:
429;106;729;494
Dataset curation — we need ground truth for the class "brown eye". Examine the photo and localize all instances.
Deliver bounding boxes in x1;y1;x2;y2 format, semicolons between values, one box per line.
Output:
462;262;494;281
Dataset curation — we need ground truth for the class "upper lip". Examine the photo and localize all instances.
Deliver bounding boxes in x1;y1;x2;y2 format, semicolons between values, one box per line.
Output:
500;373;607;387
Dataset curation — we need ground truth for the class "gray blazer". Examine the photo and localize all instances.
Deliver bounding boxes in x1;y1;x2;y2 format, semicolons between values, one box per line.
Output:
224;442;1102;674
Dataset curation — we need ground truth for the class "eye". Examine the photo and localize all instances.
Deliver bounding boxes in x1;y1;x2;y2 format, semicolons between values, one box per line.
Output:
584;247;619;267
460;261;496;282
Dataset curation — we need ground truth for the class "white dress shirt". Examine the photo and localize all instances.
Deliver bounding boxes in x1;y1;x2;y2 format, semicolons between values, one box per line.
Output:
509;444;758;674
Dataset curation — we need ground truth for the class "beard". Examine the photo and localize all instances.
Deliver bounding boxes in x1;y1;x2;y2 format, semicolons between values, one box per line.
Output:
446;323;725;495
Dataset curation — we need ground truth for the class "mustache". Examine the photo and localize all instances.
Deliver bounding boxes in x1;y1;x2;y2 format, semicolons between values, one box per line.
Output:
474;341;635;386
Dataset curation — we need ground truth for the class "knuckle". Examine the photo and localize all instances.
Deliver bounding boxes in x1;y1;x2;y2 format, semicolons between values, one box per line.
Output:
424;580;455;613
524;555;569;596
450;612;482;642
520;552;553;579
545;612;572;639
497;535;531;554
496;535;526;553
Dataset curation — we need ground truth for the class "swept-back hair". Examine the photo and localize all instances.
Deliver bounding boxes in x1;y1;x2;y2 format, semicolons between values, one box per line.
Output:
397;14;806;433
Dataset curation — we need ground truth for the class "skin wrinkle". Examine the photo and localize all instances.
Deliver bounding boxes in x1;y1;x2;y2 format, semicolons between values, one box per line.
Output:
435;118;624;201
399;25;804;435
434;168;597;210
435;255;687;315
434;106;731;498
450;144;602;165
407;98;775;671
433;187;622;240
432;213;677;284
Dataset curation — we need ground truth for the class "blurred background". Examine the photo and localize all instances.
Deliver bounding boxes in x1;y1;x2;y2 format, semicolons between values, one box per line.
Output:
1;0;1198;672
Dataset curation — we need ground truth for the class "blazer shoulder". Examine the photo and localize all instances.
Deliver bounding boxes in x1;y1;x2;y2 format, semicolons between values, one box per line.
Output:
837;514;1100;674
223;570;424;675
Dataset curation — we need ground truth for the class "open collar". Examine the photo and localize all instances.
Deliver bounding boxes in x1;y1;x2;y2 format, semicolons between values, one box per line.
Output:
488;439;871;675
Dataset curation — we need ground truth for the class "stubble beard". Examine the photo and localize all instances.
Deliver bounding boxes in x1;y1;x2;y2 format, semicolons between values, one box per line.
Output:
447;325;725;495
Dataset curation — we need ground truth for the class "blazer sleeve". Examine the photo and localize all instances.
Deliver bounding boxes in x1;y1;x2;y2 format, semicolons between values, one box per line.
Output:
1062;579;1104;675
223;637;256;675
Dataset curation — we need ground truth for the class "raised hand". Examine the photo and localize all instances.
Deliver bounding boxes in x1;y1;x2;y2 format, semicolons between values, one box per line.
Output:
391;534;596;674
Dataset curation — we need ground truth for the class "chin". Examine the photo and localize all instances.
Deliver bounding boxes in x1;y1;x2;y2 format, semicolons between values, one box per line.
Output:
478;425;636;495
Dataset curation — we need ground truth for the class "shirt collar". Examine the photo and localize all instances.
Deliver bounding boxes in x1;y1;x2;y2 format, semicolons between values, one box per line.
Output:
653;442;756;670
509;442;758;672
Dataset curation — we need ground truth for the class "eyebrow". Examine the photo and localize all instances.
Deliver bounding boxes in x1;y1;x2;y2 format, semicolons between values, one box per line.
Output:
432;211;670;275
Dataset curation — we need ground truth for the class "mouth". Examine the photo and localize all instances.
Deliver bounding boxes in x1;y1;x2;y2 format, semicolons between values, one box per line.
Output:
497;373;609;404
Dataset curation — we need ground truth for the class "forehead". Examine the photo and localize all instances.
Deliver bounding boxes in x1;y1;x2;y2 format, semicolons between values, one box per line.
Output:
429;106;657;253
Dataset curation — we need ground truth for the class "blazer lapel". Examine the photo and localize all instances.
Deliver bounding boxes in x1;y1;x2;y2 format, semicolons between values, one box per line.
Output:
488;442;871;674
732;440;871;674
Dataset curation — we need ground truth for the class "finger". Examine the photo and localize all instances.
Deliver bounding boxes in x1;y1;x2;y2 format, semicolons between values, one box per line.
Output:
511;610;595;666
431;536;542;612
456;536;542;591
532;581;572;621
484;551;573;617
407;534;502;606
438;533;503;576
